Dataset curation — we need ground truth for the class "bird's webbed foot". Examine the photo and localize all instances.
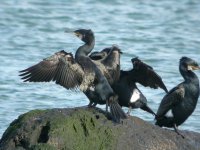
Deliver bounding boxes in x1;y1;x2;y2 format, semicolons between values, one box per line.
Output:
174;124;185;138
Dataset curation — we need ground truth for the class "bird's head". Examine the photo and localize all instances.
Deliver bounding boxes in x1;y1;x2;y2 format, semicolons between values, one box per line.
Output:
180;57;200;71
73;29;94;45
131;57;141;69
109;45;123;54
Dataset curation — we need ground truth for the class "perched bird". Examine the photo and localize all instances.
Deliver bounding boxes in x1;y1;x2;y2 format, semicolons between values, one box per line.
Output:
85;46;122;107
155;57;200;137
19;29;126;122
92;46;121;86
89;50;168;116
113;57;168;116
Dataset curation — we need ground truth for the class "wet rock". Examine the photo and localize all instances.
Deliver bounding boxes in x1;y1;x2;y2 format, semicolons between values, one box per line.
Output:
0;107;199;150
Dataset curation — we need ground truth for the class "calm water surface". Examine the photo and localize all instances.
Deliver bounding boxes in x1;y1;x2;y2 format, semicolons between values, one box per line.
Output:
0;0;200;138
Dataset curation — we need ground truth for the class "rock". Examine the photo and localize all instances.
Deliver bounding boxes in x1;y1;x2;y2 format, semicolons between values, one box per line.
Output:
0;107;200;150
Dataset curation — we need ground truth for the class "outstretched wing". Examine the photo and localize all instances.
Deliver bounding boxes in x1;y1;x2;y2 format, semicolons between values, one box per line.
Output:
19;50;84;90
101;46;121;83
90;46;121;85
130;57;168;93
156;84;185;118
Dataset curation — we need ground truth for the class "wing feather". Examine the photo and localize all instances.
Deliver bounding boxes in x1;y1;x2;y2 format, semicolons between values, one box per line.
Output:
19;50;84;90
130;58;168;93
101;46;121;83
91;46;121;85
156;84;185;118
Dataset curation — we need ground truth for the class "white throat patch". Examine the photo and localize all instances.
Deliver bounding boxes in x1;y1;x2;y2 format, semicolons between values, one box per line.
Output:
130;89;140;103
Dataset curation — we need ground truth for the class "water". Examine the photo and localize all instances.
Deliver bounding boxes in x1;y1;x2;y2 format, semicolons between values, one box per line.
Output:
0;0;200;138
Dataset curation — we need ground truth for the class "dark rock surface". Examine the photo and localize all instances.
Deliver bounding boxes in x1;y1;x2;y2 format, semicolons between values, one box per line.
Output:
0;107;200;150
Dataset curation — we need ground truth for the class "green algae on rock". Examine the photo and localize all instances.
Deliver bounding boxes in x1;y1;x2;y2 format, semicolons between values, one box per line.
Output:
0;107;121;150
0;107;200;150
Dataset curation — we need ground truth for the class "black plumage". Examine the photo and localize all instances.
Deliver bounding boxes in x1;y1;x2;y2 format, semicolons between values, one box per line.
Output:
89;50;168;116
85;46;122;107
155;57;200;137
114;57;168;115
92;46;122;85
129;58;168;93
19;29;126;122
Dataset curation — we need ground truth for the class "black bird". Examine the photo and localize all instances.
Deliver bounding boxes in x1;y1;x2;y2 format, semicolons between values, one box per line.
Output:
86;46;122;108
91;46;121;86
19;29;126;122
89;50;168;116
155;57;200;137
113;57;168;116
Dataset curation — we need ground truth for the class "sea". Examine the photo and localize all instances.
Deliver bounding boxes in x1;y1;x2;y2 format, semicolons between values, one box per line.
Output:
0;0;200;138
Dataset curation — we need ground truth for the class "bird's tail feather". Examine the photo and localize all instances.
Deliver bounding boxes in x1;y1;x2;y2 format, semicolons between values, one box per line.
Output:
155;116;174;128
141;105;156;116
109;97;127;123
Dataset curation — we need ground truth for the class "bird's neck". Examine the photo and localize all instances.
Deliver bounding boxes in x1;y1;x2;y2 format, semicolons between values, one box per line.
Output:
75;39;95;59
180;68;199;85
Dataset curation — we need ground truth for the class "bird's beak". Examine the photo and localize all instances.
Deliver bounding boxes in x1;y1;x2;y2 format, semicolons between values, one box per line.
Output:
73;32;83;40
64;28;83;40
64;28;74;33
73;32;79;37
188;65;200;70
192;66;200;70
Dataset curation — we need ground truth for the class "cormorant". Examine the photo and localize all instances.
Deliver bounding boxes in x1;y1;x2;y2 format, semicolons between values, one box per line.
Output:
113;57;168;116
155;57;200;137
19;29;126;122
91;46;121;86
89;50;168;116
85;46;122;107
